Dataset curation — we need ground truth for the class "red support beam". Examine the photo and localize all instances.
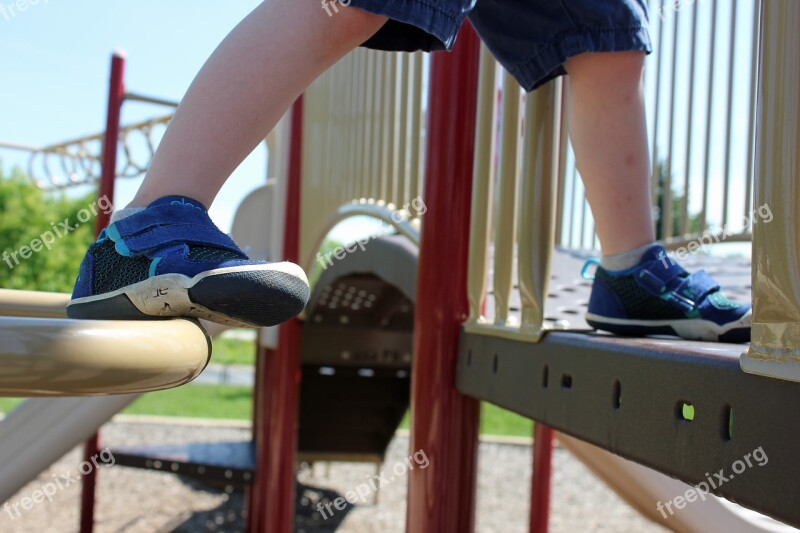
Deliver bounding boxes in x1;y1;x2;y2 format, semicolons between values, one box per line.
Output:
530;425;555;533
249;96;305;533
80;50;126;533
406;24;482;533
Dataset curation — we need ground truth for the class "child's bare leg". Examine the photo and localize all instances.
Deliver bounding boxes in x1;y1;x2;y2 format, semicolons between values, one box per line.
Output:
564;51;655;257
131;0;387;208
569;51;750;342
68;1;386;327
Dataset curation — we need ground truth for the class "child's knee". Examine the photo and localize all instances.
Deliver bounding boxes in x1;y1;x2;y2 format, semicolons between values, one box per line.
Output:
565;51;645;82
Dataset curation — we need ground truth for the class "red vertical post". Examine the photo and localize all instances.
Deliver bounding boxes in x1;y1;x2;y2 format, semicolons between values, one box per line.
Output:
406;24;482;533
249;96;304;533
79;51;126;533
529;425;555;533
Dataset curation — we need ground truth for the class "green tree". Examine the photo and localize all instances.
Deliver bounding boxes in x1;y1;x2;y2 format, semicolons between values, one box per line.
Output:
0;166;97;293
654;159;702;241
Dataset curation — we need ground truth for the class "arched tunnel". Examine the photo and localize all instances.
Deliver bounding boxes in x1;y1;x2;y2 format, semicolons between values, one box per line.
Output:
298;234;417;460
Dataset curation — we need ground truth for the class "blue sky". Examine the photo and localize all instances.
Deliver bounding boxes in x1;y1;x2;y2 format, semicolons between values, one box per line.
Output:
0;0;263;231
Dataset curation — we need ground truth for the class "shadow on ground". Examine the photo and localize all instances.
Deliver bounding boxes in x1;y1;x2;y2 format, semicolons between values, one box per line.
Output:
168;479;352;532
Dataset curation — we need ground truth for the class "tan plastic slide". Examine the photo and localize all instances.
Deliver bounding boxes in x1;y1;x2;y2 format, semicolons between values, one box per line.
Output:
558;433;796;532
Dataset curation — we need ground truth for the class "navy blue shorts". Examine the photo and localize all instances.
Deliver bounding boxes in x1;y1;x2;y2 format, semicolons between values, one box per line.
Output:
348;0;652;91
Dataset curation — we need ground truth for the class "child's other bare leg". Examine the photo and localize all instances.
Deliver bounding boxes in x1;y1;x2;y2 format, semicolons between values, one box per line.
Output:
567;51;750;342
564;51;655;258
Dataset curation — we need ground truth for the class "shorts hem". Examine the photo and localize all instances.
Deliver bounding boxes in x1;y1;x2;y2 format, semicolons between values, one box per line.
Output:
508;26;652;92
347;0;467;52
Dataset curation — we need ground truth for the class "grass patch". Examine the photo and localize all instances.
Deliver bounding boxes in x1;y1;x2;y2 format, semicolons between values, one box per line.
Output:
211;335;256;366
0;397;23;413
122;384;253;420
0;391;532;437
0;386;252;420
400;402;533;437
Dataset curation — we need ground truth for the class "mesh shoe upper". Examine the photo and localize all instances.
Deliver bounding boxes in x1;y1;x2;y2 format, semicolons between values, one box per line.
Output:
71;196;259;300
587;245;751;327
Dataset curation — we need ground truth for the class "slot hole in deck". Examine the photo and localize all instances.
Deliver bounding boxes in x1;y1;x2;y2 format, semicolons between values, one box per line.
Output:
677;401;695;421
613;380;622;409
722;405;734;440
492;354;499;375
561;374;572;389
542;365;549;388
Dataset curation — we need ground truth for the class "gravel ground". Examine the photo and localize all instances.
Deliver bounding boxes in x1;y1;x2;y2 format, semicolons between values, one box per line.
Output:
0;419;666;533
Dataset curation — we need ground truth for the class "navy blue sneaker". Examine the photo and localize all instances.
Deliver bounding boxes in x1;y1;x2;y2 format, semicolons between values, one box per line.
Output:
67;196;309;328
584;245;751;343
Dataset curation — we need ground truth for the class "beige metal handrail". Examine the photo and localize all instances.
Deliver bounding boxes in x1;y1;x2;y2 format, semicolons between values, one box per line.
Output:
0;289;210;396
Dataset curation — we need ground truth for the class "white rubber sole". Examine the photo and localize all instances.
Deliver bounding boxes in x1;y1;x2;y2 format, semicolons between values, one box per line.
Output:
68;262;309;328
585;309;752;342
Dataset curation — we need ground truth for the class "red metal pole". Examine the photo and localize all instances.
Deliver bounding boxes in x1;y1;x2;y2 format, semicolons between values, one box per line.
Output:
406;24;482;533
94;51;126;233
249;96;304;533
530;425;555;533
79;50;126;533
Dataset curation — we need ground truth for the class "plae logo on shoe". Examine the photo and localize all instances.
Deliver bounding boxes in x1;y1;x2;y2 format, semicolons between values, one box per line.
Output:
142;286;169;300
170;198;204;211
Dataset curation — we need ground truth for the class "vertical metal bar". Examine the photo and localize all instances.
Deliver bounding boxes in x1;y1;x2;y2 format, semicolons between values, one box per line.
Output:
681;0;700;235
568;164;579;249
79;50;126;533
407;22;481;533
467;46;498;322
381;54;395;203
579;185;588;250
492;71;521;325
387;54;399;206
554;91;569;247
517;80;562;336
409;53;424;203
396;53;410;205
371;54;384;200
721;0;739;228
662;11;680;240
362;53;375;200
741;0;800;382
251;97;304;533
649;3;666;211
529;425;555;533
744;0;761;219
700;0;719;233
354;51;366;201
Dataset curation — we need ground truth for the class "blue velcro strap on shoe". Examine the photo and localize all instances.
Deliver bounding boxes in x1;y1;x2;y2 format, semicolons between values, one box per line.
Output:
635;260;687;295
112;205;215;238
110;223;241;256
674;270;720;302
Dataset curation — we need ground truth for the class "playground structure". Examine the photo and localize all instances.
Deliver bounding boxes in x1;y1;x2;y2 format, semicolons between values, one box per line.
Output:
1;0;800;532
